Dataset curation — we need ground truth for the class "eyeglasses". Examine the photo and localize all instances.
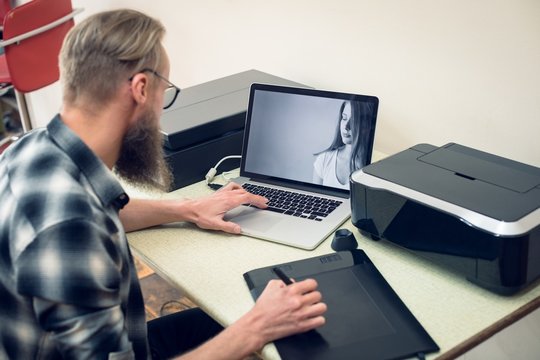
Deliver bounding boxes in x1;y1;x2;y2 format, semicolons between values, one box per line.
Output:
130;68;181;109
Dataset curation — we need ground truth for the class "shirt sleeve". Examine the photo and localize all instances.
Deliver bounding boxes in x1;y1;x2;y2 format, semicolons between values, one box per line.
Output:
15;218;135;359
33;298;134;359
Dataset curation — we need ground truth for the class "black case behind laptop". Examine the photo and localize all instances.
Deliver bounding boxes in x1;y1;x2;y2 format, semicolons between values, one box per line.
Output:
243;250;439;360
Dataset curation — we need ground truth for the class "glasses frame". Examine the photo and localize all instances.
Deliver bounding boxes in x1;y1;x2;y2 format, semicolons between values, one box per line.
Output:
129;68;181;109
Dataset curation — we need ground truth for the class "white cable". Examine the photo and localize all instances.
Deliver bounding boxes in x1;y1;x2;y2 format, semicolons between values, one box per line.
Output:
222;169;240;181
205;167;217;184
205;155;241;184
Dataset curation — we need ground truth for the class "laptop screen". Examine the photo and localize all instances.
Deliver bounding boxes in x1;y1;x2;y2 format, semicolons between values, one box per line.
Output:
240;83;379;193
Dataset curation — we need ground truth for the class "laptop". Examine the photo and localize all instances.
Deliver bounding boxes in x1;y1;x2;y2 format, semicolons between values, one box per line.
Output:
225;83;379;250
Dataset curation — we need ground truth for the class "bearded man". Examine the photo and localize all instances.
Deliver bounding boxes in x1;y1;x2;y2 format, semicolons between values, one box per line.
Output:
0;9;326;360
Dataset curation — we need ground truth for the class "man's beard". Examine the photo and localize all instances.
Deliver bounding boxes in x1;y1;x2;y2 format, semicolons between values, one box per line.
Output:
114;108;173;192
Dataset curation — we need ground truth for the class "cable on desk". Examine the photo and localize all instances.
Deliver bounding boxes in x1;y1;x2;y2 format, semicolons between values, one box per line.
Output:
205;155;241;190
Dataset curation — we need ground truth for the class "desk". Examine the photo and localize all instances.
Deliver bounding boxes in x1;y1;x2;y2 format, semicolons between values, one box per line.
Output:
126;167;540;359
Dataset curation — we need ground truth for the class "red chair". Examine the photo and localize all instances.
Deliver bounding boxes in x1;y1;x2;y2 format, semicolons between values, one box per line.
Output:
0;0;82;132
0;0;11;31
0;0;12;91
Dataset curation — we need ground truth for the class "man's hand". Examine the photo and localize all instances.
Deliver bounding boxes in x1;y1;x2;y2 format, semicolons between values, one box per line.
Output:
240;278;327;350
189;182;268;234
177;278;326;360
120;182;267;233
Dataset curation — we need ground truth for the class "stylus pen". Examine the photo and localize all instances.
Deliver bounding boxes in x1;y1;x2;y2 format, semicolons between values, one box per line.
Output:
272;267;293;285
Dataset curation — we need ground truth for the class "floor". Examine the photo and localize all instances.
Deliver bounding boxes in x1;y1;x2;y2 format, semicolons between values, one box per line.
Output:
136;256;262;360
456;307;540;360
136;255;261;359
134;255;197;321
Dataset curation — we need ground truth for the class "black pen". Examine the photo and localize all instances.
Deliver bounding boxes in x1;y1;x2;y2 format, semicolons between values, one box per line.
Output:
272;267;293;285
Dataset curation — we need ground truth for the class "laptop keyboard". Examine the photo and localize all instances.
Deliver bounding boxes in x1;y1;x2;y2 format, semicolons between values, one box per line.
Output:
242;183;342;221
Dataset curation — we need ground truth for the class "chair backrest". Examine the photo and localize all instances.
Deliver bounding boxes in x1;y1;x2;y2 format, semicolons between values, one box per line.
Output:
3;0;76;92
0;0;11;26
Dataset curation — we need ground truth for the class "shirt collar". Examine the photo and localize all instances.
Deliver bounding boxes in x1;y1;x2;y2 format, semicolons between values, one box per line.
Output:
47;115;130;210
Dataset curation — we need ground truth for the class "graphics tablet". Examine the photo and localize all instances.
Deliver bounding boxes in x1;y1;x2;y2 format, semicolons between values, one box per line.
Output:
243;250;439;360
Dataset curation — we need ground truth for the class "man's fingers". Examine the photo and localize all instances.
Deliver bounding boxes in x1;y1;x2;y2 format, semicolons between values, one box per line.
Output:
202;218;241;234
290;278;319;294
299;301;327;319
298;289;323;306
215;183;268;208
247;194;268;208
298;314;326;332
230;192;268;208
222;221;242;234
218;182;242;191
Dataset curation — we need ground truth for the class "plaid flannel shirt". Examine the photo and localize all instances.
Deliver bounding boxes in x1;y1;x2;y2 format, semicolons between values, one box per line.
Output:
0;115;149;359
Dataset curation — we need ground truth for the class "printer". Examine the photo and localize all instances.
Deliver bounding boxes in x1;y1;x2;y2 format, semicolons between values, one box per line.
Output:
350;143;540;295
161;69;307;190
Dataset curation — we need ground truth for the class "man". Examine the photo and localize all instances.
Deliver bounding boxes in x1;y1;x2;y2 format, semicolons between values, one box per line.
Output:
0;9;326;359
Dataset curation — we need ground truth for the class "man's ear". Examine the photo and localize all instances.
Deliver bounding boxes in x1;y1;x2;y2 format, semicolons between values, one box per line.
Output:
130;73;150;106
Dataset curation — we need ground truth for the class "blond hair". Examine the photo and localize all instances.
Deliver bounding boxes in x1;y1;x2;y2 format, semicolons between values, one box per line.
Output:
60;9;165;106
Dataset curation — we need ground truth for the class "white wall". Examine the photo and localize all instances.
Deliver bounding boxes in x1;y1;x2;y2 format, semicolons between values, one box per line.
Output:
30;0;540;167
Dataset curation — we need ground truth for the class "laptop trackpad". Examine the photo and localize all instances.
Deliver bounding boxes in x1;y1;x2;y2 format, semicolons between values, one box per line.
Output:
225;206;282;232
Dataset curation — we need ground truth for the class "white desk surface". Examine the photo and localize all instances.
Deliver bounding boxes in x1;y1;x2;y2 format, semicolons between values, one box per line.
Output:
126;165;540;360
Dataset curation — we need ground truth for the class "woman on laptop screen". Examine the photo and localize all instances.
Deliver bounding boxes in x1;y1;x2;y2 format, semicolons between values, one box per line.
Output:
313;100;375;189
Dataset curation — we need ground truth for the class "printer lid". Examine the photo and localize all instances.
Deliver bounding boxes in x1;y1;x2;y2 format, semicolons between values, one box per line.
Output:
361;143;540;223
